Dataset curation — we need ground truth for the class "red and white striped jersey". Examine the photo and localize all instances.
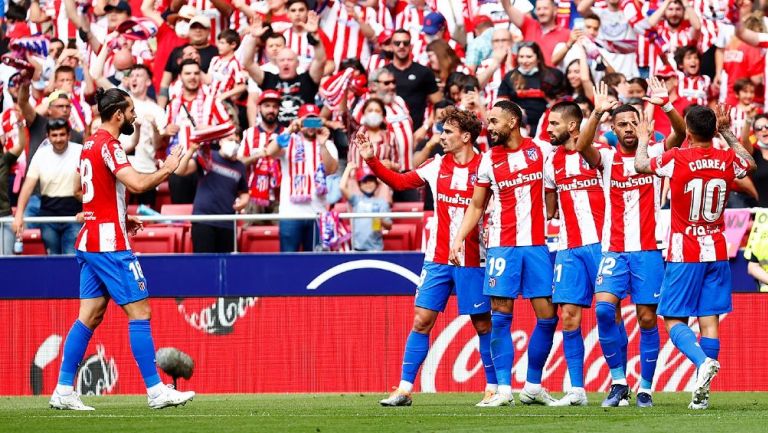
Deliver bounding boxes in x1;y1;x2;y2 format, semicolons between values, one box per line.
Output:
676;71;711;106
283;28;316;69
598;144;664;253
730;104;762;140
75;129;132;252
347;127;400;169
207;55;246;98
417;153;484;267
719;41;765;105
544;147;605;250
188;0;227;45
230;0;253;35
375;0;395;30
476;139;550;248
649;146;750;262
42;0;78;41
165;88;233;150
239;125;283;204
476;58;512;110
352;94;414;170
394;5;431;42
319;2;383;72
366;53;390;72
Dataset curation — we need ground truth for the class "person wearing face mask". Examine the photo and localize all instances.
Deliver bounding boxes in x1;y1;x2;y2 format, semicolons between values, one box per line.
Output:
175;135;249;253
339;163;392;252
498;41;565;135
347;98;399;201
740;113;768;208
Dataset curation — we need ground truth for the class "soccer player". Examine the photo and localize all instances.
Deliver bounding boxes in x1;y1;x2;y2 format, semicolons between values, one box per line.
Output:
450;100;558;407
635;104;756;409
576;80;686;407
49;88;195;411
362;108;497;407
540;101;605;407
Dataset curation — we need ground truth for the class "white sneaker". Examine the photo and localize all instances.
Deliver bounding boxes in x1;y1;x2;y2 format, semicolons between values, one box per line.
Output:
148;384;196;409
519;388;556;406
49;390;95;411
480;392;514;407
689;358;719;410
551;388;589;407
475;390;496;407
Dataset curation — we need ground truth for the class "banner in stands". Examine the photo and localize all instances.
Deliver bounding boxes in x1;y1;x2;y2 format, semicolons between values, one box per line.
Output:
1;295;766;396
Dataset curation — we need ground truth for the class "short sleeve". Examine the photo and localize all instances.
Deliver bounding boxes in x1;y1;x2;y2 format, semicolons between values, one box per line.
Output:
543;154;555;191
26;151;41;179
475;152;492;187
648;141;665;159
597;147;614;170
102;140;132;174
732;151;750;179
649;148;676;178
348;195;359;207
415;154;441;182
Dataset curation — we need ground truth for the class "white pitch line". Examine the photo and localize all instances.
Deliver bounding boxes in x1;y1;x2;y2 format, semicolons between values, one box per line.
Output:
10;413;755;419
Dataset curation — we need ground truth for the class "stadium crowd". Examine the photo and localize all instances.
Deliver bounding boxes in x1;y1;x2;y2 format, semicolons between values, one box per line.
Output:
1;0;768;255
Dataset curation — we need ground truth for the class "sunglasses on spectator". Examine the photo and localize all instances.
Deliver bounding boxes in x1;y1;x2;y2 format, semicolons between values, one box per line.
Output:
755;124;768;132
393;40;411;47
377;80;396;86
48;118;68;129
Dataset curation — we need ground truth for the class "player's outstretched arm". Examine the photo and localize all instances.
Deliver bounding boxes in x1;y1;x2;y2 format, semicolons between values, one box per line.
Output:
449;185;489;266
715;104;757;175
359;132;425;190
633;117;654;174
576;82;617;167
116;145;184;193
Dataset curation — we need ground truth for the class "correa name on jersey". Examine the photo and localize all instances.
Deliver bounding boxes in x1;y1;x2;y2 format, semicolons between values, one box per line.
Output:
688;159;728;171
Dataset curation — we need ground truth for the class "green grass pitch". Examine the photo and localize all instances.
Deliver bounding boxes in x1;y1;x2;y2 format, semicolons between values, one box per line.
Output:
1;393;767;432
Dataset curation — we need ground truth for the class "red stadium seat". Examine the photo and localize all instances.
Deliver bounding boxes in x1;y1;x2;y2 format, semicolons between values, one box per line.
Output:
21;229;46;255
130;227;182;254
160;204;194;215
391;201;424;249
155;181;172;209
391;201;424;213
383;224;415;251
239;226;280;253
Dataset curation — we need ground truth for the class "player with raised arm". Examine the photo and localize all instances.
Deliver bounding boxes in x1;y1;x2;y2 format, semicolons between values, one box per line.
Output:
365;108;498;407
49;88;195;411
540;100;605;407
576;79;686;407
449;100;558;407
635;104;756;410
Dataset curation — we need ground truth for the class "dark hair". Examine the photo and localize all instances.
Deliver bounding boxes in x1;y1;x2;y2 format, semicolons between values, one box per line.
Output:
494;100;524;124
674;46;699;71
627;77;648;92
434;99;454;110
360;97;387;127
46;118;71;133
393;29;411;42
734;78;756;94
339;58;366;75
753;113;768;126
55;65;75;79
286;0;309;8
95;87;131;121
574;95;595;112
266;32;286;43
444;107;483;143
550;101;583;124
610;104;640;119
685;105;717;141
129;64;153;79
217;29;241;49
582;12;601;24
179;58;201;72
602;72;626;89
565;59;594;97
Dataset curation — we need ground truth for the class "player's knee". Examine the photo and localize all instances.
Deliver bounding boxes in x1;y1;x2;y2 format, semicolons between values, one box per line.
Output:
595;302;616;324
560;308;581;330
637;311;658;329
412;314;435;333
470;314;492;334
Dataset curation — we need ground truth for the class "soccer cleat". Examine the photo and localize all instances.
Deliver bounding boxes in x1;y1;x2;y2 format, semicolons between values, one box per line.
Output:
601;384;630;407
551;388;589;407
519;388;556;406
148;384;196;409
479;392;514;407
636;392;653;408
689;358;719;410
379;388;412;407
49;390;95;411
475;390;496;407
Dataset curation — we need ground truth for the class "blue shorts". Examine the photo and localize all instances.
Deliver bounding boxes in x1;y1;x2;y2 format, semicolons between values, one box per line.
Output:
657;261;732;318
483;246;553;300
595;250;664;305
76;250;149;306
552;243;602;307
415;262;490;315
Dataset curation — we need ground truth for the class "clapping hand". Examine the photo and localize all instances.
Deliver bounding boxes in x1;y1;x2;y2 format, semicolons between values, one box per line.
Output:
593;82;620;114
643;76;670;106
161;144;184;173
356;131;375;160
714;103;732;133
126;215;144;236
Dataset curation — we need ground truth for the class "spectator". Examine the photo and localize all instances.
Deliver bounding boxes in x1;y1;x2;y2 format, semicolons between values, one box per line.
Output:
746;249;768;291
647;0;703;73
741;114;768;208
426;40;463;95
1;73;29;207
206;30;247;110
498;41;565;134
386;29;441;129
12;120;82;255
477;29;518;110
175;136;250;253
465;15;496;74
141;1;191;98
339;162;392;252
716;12;765;106
731;79;761;142
318;0;381;71
500;0;571;66
0;113;25;255
674;46;710;107
576;0;644;78
564;56;596;101
265;104;339;252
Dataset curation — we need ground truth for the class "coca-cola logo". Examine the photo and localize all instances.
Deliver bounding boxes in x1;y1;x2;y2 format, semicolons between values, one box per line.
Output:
420;307;725;392
76;344;118;396
177;297;258;335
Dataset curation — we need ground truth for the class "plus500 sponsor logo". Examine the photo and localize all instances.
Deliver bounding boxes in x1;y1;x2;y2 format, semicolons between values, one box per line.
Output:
437;193;472;206
610;176;654;189
557;177;601;192
498;172;543;189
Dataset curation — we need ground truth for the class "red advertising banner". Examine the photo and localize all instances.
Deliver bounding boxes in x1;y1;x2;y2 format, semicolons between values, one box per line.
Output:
1;295;767;396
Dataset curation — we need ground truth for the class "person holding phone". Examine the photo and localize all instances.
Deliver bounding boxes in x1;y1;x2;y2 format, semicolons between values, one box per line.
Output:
257;104;339;252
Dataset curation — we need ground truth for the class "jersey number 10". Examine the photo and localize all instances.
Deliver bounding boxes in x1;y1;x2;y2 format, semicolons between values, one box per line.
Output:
684;178;727;223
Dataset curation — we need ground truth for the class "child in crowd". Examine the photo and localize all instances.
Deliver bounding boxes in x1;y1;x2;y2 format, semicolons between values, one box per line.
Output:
340;163;392;252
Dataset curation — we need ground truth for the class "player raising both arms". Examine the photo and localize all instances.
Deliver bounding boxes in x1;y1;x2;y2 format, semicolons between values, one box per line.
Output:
635;104;756;410
541;101;605;407
450;100;558;407
576;79;686;407
365;108;498;407
49;88;195;411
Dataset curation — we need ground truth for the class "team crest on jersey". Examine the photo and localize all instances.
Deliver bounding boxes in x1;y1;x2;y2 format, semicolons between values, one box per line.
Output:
581;156;591;170
138;281;146;291
596;275;603;286
525;148;538;162
488;277;496;288
113;144;128;165
470;174;477;185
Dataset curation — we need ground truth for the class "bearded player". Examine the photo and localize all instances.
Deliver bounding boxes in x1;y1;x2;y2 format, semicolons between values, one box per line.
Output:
576;79;686;407
363;108;498;407
49;88;195;410
450;100;558;407
635;103;756;409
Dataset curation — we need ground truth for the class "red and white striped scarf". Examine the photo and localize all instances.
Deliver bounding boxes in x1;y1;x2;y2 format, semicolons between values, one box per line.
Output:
288;134;325;203
319;68;355;112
